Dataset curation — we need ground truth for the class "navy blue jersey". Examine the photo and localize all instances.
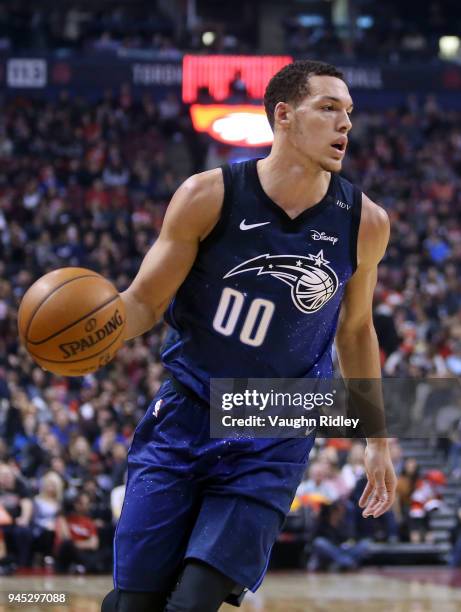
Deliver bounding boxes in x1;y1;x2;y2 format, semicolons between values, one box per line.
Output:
162;158;362;401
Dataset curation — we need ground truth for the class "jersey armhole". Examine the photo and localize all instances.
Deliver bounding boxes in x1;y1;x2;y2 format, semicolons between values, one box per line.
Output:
349;186;362;273
199;164;233;250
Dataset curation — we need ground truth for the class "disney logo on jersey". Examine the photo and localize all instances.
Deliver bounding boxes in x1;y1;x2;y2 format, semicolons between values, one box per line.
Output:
310;230;339;245
224;250;338;314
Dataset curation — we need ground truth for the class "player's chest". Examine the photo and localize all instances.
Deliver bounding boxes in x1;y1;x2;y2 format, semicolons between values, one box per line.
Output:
196;218;352;299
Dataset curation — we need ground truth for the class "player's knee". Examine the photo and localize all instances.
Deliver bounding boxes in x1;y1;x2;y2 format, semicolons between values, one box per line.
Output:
166;596;219;612
165;560;236;612
101;589;117;612
101;588;167;612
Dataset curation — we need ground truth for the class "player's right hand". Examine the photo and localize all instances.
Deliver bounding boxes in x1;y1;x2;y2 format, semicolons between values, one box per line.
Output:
359;441;397;518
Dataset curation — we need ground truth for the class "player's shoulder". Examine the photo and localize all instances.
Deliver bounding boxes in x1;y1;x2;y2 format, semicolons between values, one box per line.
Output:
178;168;224;206
335;174;389;236
360;192;390;237
164;168;225;241
357;192;390;265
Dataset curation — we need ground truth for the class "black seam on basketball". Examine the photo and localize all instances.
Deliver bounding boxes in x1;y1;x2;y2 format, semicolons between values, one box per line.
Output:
27;293;119;345
24;274;100;341
26;326;125;364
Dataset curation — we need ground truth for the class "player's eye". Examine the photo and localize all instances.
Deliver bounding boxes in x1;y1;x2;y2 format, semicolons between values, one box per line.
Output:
322;106;334;111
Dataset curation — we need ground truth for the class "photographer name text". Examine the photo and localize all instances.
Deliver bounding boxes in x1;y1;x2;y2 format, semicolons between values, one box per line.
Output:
221;415;360;429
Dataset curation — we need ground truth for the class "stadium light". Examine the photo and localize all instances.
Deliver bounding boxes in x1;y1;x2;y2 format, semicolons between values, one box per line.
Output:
202;31;216;46
439;36;460;59
357;16;373;29
190;104;273;147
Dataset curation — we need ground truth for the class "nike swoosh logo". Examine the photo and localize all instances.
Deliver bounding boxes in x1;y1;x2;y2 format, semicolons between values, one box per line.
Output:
239;219;271;231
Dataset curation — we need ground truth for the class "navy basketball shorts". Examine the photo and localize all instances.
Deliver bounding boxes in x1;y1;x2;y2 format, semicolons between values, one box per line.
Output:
113;379;316;593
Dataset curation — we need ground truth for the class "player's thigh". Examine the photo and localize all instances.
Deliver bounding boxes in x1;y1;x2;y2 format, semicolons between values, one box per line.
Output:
185;436;316;591
186;493;283;593
114;463;201;590
114;382;202;591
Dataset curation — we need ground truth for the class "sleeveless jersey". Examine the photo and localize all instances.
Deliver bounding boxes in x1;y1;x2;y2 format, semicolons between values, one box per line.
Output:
161;158;362;401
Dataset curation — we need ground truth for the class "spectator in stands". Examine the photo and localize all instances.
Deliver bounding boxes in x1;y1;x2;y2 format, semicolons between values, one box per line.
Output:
449;499;461;567
55;492;109;574
395;457;420;540
228;70;248;102
50;407;76;447
0;463;33;569
448;419;461;478
107;442;128;489
307;501;370;571
66;436;93;485
341;443;366;494
31;471;64;563
409;470;446;543
297;461;341;508
0;529;7;573
81;478;111;522
11;413;38;463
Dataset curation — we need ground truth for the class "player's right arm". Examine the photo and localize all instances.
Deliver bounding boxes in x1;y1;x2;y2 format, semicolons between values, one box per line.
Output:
120;169;224;340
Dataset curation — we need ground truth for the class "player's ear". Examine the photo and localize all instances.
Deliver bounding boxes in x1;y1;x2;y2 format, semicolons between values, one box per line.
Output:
274;102;292;130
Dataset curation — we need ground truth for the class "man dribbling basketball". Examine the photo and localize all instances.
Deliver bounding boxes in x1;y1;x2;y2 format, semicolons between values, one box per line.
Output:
101;60;397;612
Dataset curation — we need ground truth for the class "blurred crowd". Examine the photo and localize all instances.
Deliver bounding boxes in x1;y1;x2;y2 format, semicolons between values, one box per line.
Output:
342;96;461;381
0;87;194;573
1;86;461;574
289;440;381;572
1;0;459;62
0;1;179;56
284;0;456;64
286;438;461;571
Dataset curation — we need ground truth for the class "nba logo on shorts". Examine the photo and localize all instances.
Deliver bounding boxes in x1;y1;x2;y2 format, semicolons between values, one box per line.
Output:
153;399;163;417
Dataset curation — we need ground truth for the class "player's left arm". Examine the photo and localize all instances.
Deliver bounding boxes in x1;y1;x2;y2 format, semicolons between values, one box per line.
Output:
335;193;397;518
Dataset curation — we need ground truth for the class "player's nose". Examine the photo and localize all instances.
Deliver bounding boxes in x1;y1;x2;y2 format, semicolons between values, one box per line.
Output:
338;110;352;132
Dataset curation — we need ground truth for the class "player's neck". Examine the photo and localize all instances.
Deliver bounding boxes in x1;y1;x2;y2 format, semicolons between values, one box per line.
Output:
258;149;331;218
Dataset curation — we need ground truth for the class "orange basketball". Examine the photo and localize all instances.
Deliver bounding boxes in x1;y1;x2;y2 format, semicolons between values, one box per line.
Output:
17;267;126;377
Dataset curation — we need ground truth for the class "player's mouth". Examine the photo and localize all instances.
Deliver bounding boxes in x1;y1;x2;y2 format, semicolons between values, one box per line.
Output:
330;137;347;158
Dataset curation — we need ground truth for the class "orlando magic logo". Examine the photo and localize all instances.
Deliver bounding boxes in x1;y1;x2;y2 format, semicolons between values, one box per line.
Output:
224;250;338;314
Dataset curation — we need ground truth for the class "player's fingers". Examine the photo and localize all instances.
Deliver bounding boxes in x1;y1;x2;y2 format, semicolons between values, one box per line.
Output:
366;484;389;517
370;482;396;518
362;493;381;517
362;470;387;516
358;479;374;509
371;497;393;518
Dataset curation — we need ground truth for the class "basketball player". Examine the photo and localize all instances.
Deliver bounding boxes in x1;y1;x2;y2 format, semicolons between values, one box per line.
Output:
102;60;397;611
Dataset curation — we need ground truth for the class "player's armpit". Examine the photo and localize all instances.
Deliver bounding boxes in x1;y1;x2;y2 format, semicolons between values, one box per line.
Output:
121;169;224;339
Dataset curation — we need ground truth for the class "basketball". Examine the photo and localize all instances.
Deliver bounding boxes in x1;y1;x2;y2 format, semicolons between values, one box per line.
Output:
17;267;126;377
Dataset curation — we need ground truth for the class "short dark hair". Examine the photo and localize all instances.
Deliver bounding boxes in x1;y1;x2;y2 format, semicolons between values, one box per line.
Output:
264;60;345;129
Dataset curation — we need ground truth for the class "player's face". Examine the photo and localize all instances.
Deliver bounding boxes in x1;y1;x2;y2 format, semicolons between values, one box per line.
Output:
282;76;353;172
